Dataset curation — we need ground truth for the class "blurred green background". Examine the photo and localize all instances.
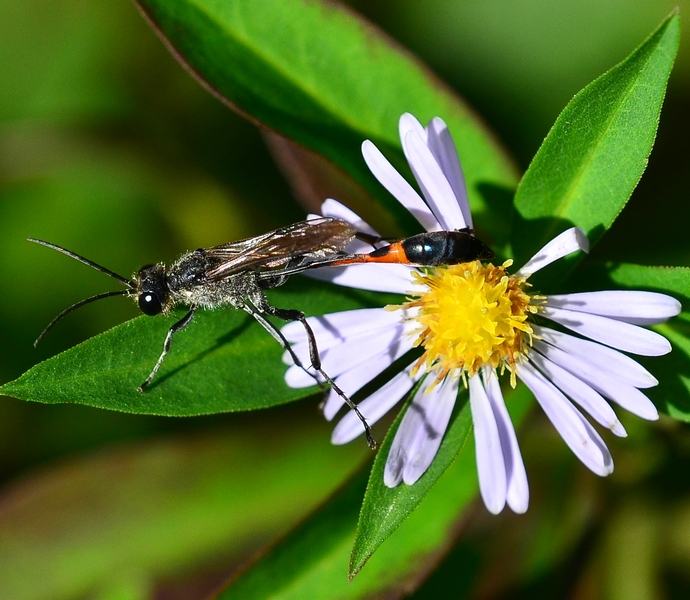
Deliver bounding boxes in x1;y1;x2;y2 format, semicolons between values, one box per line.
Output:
0;0;689;598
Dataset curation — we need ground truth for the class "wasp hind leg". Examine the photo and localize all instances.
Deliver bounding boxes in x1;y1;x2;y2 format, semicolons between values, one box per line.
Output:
239;302;314;381
138;308;196;392
256;302;377;450
241;303;329;402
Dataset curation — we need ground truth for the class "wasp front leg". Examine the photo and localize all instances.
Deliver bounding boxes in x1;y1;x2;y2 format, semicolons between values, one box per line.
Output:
138;308;196;392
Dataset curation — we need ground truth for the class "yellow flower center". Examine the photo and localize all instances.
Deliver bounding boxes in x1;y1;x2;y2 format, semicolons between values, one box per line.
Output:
396;260;540;387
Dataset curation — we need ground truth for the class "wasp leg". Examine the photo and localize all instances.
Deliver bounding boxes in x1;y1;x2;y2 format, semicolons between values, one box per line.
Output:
241;302;329;394
259;303;377;450
239;303;318;384
138;308;196;392
240;302;348;426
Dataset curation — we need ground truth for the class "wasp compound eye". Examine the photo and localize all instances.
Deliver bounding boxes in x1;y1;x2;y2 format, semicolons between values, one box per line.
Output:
138;292;162;316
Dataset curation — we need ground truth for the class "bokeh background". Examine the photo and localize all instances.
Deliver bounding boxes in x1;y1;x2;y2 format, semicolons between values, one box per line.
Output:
1;0;688;598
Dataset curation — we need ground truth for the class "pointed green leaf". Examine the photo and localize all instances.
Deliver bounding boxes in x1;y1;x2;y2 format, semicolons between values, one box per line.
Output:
349;392;473;577
133;0;517;231
4;0;519;415
512;11;680;265
0;282;393;415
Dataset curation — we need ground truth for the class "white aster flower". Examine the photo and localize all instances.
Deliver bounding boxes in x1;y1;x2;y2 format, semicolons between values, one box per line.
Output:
282;113;681;515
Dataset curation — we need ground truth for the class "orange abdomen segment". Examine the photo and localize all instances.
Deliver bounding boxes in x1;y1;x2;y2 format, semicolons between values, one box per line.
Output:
329;241;411;266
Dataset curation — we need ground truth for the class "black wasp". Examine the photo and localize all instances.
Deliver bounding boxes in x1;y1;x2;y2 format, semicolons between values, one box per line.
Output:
30;217;378;448
31;219;494;450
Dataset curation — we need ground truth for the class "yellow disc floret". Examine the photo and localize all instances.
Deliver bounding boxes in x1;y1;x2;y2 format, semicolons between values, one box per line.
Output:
396;260;540;387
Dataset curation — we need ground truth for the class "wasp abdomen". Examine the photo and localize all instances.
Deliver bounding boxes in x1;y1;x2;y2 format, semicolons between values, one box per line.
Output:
401;231;494;266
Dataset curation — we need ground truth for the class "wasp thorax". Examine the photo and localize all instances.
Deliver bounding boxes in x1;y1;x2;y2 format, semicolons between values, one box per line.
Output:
135;264;170;316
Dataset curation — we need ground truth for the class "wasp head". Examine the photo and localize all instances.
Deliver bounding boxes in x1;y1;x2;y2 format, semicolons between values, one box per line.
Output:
135;264;171;316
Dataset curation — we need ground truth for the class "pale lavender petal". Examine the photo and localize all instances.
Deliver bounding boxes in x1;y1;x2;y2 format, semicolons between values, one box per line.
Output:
534;339;659;421
426;117;473;229
402;376;459;484
542;306;672;356
402;130;466;231
282;308;400;345
305;262;420;294
546;291;681;325
316;321;411;379
341;239;376;254
399;112;428;143
331;365;418;444
517;228;589;277
518;362;614;476
533;325;658;388
307;204;375;249
469;374;507;514
482;367;529;513
283;344;325;385
592;381;658;421
383;378;435;487
384;375;458;486
285;323;404;389
322;334;416;419
361;140;439;232
528;350;627;436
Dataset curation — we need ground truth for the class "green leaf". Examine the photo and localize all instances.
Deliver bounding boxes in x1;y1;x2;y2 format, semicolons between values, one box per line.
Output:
653;322;690;422
0;420;366;600
0;281;391;415
133;0;517;234
350;390;473;575
351;384;533;576
512;10;680;266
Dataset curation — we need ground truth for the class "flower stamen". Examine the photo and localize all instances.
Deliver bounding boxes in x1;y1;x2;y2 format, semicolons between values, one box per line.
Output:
396;260;539;387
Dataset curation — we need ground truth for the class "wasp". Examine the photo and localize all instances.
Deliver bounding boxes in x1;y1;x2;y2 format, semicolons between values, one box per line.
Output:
29;217;381;448
30;218;494;450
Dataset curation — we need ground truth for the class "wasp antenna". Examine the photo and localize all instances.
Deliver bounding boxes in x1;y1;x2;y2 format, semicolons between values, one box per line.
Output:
34;290;129;346
27;238;134;287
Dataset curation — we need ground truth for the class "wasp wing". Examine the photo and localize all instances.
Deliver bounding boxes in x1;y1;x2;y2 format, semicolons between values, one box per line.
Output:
203;217;356;281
